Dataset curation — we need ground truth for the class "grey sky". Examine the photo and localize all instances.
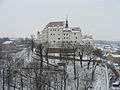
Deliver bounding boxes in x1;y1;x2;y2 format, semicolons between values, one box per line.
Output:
0;0;120;40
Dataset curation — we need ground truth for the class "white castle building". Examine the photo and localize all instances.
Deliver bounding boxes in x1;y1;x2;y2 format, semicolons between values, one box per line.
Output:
37;20;93;47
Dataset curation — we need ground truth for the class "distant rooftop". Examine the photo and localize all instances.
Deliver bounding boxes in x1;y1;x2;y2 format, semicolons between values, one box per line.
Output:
63;27;81;32
3;41;13;44
45;21;64;29
82;35;93;39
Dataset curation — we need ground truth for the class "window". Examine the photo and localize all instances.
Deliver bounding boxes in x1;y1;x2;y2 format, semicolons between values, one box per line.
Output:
58;34;60;35
76;37;77;39
71;41;72;43
66;34;68;35
64;37;65;39
74;33;76;35
58;29;59;31
53;41;55;43
58;38;60;40
53;34;55;35
64;34;65;35
75;41;76;43
66;37;68;39
51;34;52;35
50;29;52;31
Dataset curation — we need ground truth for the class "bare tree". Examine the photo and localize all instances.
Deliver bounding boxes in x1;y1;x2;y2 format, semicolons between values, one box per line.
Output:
93;48;103;60
77;43;86;68
86;44;94;69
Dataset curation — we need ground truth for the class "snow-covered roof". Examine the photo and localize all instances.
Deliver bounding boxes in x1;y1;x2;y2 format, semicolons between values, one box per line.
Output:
3;41;13;44
63;28;71;32
81;35;93;42
71;27;81;32
82;38;93;41
82;35;93;38
63;27;81;32
9;38;17;41
113;63;119;66
112;80;120;85
111;54;120;58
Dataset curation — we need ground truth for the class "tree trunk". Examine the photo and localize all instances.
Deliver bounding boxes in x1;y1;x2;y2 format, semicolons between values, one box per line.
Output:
87;57;92;69
14;76;16;90
92;63;98;81
73;51;76;79
78;51;83;68
60;77;63;90
3;68;5;90
76;78;79;90
46;48;49;66
20;73;23;90
7;69;10;90
64;65;66;90
59;48;62;61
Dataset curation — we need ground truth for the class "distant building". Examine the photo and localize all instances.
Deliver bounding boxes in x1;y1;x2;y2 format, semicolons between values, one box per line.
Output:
105;54;120;65
36;31;42;45
2;41;16;50
37;19;93;47
81;35;94;45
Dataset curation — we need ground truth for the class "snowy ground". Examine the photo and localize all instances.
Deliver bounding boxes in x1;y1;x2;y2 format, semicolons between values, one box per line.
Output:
0;49;110;90
92;64;108;90
48;57;109;90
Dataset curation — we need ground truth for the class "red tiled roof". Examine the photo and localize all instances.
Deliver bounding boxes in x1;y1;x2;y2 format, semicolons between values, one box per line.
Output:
116;70;120;76
71;27;81;31
45;21;64;29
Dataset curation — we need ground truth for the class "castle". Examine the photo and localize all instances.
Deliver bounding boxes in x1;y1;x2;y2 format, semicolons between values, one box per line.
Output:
37;20;93;47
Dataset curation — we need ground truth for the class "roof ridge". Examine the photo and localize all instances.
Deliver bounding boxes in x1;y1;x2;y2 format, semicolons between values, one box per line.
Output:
44;21;65;29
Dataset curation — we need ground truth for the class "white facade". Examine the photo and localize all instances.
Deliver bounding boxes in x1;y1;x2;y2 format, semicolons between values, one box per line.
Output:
37;21;93;47
62;27;82;44
36;31;42;44
47;26;64;45
81;35;94;45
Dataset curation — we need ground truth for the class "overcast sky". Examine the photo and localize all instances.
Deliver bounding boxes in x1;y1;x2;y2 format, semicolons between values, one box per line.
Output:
0;0;120;40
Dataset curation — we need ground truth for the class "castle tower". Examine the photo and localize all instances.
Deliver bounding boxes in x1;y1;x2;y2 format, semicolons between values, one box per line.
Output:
65;19;69;28
37;31;40;44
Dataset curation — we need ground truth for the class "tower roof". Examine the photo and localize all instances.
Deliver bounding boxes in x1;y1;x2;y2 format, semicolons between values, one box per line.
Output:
65;19;69;28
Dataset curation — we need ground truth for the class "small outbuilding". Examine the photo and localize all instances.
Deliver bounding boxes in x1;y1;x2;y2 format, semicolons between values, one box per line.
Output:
2;41;16;50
